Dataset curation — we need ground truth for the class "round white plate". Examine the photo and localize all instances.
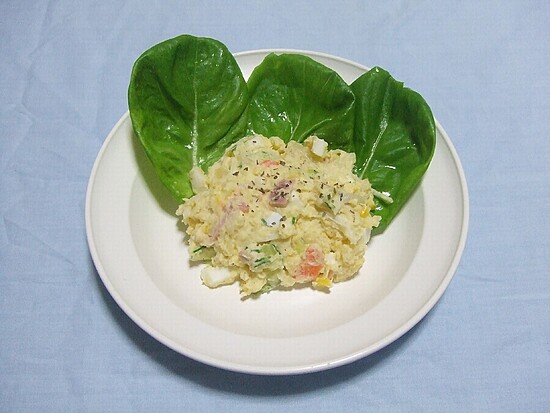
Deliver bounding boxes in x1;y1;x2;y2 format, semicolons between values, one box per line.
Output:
86;50;469;375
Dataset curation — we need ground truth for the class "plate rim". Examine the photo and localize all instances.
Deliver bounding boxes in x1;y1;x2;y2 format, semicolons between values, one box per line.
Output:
85;49;469;375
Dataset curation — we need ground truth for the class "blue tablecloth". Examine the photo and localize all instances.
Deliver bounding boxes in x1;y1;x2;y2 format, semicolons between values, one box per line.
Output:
1;1;549;411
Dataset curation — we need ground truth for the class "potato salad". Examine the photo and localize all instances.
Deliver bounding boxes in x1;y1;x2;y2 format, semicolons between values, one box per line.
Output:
176;135;380;296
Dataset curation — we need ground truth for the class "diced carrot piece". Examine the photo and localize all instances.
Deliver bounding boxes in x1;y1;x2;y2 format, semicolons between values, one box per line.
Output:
295;246;324;281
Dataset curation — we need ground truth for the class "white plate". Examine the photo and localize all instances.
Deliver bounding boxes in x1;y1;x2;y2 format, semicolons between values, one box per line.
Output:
86;50;469;375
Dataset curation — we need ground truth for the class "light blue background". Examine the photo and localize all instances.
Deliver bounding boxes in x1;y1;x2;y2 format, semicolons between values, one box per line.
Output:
1;1;549;411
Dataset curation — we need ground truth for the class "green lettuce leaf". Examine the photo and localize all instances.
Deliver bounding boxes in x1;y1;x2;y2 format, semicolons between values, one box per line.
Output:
351;67;436;233
245;53;355;151
128;35;248;200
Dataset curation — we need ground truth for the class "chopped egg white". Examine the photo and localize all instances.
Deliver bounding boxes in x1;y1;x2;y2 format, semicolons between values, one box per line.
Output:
201;265;235;287
310;136;328;157
177;134;380;296
263;211;283;227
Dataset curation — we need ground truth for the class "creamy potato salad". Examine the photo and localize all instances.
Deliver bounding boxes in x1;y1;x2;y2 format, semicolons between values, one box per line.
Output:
176;135;380;296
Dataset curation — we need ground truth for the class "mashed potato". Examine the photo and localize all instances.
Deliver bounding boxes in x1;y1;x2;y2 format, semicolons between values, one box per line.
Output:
176;135;380;296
